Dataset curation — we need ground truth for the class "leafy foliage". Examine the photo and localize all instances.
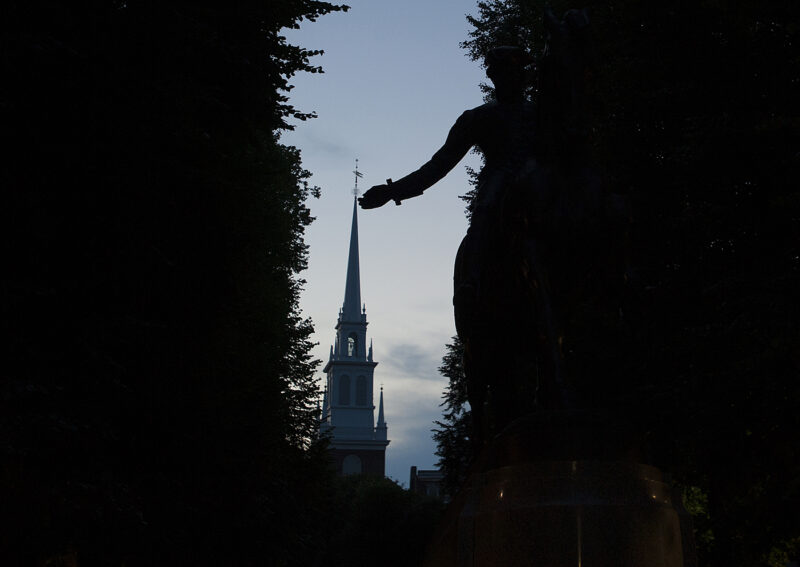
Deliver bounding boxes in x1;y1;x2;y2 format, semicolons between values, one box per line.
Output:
1;1;347;565
432;337;474;501
322;475;444;567
456;1;800;565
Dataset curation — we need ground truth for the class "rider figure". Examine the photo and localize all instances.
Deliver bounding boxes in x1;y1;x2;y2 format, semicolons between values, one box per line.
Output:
359;47;538;333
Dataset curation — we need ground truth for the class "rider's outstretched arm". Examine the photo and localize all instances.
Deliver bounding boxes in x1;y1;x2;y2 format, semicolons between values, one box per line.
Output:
360;110;476;209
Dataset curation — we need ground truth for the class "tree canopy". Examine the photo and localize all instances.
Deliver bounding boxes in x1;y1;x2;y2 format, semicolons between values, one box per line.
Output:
432;337;474;502
2;2;348;565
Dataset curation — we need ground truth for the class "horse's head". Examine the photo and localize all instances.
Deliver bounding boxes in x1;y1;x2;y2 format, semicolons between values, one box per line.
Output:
542;7;595;74
539;7;597;150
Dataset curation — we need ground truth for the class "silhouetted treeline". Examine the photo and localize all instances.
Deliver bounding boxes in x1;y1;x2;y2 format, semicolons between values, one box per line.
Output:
1;2;350;565
322;475;444;567
443;1;799;565
432;337;473;502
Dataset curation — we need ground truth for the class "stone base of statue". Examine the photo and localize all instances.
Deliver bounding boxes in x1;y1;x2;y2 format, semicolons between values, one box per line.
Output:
424;412;697;567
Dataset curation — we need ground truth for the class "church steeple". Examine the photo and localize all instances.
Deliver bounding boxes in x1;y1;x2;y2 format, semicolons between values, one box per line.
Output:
342;196;362;322
320;165;389;477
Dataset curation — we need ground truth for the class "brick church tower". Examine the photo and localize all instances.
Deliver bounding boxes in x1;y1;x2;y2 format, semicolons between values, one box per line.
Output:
319;193;389;475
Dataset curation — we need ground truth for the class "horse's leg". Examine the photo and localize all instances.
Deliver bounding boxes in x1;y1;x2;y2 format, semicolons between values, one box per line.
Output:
522;236;575;410
454;235;488;446
462;337;488;448
453;235;476;340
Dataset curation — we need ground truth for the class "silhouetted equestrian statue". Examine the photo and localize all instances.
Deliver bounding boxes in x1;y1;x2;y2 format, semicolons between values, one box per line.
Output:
360;8;625;445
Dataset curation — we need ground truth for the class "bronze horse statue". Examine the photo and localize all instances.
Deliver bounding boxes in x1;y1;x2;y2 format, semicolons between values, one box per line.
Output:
361;8;624;445
455;8;607;442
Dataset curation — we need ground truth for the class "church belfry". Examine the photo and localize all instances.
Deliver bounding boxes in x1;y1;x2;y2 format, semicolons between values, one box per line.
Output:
320;176;389;476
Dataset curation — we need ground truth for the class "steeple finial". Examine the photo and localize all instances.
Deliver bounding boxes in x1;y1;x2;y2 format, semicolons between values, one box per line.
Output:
352;158;363;197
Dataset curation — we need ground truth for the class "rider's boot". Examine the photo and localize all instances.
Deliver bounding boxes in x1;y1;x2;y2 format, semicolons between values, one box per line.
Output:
453;281;478;339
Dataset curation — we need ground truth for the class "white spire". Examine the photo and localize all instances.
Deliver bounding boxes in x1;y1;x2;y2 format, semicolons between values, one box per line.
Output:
376;386;387;441
341;196;362;321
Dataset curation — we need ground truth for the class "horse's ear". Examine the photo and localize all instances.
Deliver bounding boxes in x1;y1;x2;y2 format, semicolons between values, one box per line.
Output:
543;6;559;31
581;7;590;24
565;8;590;31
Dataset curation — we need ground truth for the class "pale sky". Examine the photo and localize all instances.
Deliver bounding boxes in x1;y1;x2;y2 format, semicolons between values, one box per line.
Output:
281;0;486;485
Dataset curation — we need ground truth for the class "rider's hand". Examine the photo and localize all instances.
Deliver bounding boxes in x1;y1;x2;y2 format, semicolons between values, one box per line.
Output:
359;184;394;209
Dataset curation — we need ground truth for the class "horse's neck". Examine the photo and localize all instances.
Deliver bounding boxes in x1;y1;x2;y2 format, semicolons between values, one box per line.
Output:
538;66;588;159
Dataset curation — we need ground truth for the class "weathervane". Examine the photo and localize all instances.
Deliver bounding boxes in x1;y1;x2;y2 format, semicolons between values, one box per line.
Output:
353;158;363;197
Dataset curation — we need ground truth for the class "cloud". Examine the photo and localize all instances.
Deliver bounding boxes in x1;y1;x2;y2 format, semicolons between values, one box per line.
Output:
381;342;443;379
379;374;448;484
379;377;444;438
283;127;353;161
385;421;442;486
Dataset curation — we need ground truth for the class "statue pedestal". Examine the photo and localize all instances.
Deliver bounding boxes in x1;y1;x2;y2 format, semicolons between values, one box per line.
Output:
458;461;690;566
425;413;696;566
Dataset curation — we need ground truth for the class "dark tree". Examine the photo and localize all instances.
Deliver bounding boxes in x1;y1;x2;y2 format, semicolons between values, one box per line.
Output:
460;1;800;566
322;475;444;567
432;337;474;501
1;1;347;565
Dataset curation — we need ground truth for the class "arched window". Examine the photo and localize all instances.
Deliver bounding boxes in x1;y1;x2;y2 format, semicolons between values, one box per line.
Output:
342;454;362;475
355;376;367;406
339;375;351;405
347;332;358;357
